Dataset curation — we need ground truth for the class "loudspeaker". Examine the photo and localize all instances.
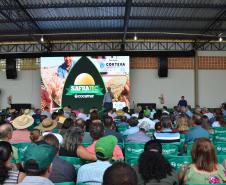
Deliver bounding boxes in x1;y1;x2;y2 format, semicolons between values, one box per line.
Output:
6;58;17;79
158;57;168;77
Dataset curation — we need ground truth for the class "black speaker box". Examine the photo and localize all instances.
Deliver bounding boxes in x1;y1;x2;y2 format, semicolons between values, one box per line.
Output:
6;58;17;79
158;57;168;78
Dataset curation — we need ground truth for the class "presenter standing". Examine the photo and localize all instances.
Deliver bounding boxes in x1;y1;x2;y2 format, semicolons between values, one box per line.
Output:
103;87;114;111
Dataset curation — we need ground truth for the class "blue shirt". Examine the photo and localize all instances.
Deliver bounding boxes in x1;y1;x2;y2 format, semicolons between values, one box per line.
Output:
57;63;68;79
123;126;139;136
18;176;54;185
126;131;150;144
178;100;187;107
77;160;111;185
103;92;113;103
185;125;209;144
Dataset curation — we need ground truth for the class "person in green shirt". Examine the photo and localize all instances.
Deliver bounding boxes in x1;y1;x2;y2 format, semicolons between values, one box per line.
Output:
179;138;226;184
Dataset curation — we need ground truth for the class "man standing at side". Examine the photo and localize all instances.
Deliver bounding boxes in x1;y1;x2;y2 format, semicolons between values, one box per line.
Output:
103;87;114;111
57;56;73;79
178;96;188;107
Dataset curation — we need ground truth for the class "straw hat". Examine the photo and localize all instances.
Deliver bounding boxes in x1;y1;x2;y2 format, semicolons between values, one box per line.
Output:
36;118;57;132
12;113;34;130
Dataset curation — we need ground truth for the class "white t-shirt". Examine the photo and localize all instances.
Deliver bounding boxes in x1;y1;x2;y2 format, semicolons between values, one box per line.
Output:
212;121;221;127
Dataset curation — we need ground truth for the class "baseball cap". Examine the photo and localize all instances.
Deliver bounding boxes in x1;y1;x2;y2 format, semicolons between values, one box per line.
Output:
139;121;151;132
95;135;117;159
24;143;56;170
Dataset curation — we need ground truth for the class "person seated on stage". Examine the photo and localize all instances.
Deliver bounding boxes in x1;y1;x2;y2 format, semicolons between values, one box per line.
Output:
87;121;124;160
41;106;51;119
126;121;151;144
19;143;56;185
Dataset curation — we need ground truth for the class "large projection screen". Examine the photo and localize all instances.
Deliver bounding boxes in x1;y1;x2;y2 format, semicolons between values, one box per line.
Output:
41;56;130;112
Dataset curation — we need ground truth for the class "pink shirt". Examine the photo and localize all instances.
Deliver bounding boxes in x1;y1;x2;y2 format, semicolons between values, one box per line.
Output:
86;141;124;160
10;129;30;144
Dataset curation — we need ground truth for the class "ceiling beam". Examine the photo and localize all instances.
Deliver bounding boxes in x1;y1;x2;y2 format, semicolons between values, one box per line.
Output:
122;0;132;44
0;15;226;23
0;2;225;10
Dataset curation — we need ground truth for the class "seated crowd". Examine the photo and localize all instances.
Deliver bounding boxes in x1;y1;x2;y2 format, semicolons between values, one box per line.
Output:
0;101;226;185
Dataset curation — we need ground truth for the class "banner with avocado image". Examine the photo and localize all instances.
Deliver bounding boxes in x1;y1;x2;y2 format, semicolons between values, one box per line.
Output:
41;56;130;113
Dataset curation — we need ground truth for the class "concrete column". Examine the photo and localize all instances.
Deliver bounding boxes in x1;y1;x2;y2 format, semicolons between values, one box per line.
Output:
194;50;199;107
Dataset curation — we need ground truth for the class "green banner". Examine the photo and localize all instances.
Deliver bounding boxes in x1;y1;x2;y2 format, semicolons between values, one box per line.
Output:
66;85;104;95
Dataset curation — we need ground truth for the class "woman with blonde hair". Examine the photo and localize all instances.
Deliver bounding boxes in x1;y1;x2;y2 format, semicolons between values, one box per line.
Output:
179;138;226;184
176;115;191;134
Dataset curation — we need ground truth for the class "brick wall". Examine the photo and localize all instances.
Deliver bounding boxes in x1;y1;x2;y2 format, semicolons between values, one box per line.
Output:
131;56;226;69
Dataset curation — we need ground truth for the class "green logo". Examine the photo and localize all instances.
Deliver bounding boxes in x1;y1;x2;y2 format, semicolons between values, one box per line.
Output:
66;85;103;95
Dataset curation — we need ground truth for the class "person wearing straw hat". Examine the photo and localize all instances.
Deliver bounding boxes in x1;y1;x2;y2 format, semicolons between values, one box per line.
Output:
10;109;34;144
36;118;63;144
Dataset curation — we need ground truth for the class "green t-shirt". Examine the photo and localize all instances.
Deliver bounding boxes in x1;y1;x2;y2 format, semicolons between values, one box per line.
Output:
186;164;226;184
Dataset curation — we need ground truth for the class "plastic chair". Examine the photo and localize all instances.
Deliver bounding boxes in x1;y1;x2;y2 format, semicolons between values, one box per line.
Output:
217;154;226;164
59;156;84;171
213;127;226;134
12;142;31;162
185;142;194;155
214;142;226;155
124;143;144;165
214;133;226;143
162;144;178;158
54;182;75;185
116;124;129;133
168;155;192;172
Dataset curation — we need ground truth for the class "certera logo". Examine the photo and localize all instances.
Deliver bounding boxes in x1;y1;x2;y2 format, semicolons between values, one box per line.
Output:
106;63;125;67
66;85;103;96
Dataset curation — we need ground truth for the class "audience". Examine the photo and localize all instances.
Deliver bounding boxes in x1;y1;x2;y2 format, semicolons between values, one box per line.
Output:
154;116;180;143
103;116;124;143
59;127;96;161
42;134;77;183
11;109;34;143
184;112;209;153
1;98;226;185
59;118;74;136
36;118;63;144
87;122;124;160
103;162;137;185
134;140;178;185
123;117;139;136
126;121;151;144
19;143;56;185
77;135;117;185
0;123;20;166
0;141;24;184
179;138;226;184
30;128;42;142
